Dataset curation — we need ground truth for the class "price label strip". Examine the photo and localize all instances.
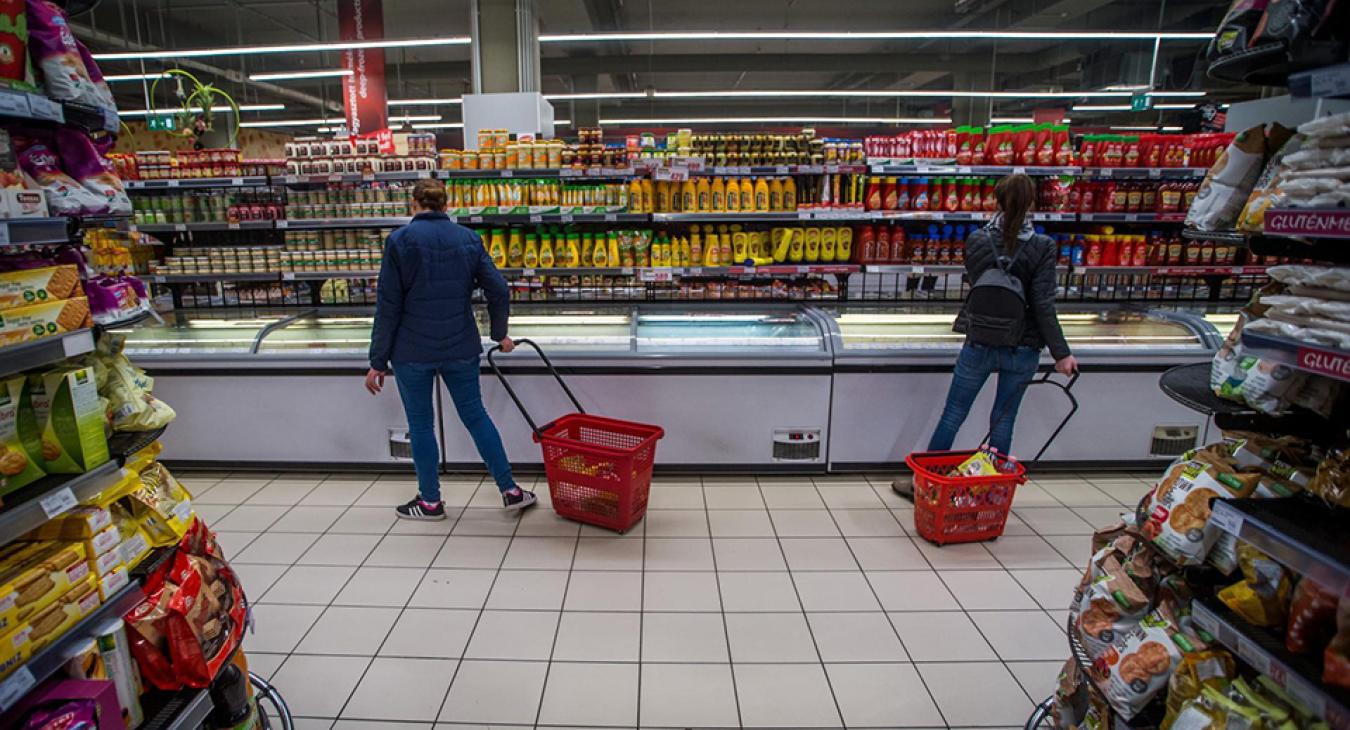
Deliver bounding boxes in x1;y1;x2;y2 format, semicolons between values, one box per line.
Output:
39;486;77;518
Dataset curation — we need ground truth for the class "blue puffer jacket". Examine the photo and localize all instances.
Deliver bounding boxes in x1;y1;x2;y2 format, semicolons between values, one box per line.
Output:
368;211;509;371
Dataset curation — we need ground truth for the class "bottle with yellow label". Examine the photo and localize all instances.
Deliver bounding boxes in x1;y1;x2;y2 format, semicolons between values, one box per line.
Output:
507;229;524;267
689;225;703;265
783;176;797;211
787;228;805;262
628;179;644;212
804;227;821;262
537;233;555;268
655;180;671;212
771;228;791;262
488;229;507;267
710;178;726;212
590;232;608;267
835;227;852;262
819;227;836;263
640;178;654;213
680;179;697;212
717;225;732;263
695;177;711;212
725;180;741;212
523;233;540;268
564;233;581;267
753;177;770;212
769;177;785;211
607;231;620;267
552;229;567;264
731;225;749;262
703;228;720;266
738;178;754;212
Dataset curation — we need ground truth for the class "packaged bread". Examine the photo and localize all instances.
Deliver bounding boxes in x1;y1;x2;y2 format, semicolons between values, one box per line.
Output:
27;575;99;650
0;376;47;498
0;296;90;347
1140;446;1261;566
0;624;32;680
88;545;122;578
0;265;81;312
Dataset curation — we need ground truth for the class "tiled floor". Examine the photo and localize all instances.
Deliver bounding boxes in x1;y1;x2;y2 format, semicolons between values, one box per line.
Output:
187;470;1157;729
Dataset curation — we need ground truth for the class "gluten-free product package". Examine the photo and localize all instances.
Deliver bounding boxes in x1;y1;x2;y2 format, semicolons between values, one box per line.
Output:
25;0;105;107
91;333;175;432
0;266;81;312
1186;125;1284;231
14;134;108;216
29;365;109;474
1094;608;1187;719
54;128;130;215
0;376;47;498
1140;448;1259;566
1073;537;1154;661
0;296;90;347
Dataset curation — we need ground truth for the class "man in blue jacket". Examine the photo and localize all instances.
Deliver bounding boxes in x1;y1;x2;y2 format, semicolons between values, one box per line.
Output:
366;179;535;520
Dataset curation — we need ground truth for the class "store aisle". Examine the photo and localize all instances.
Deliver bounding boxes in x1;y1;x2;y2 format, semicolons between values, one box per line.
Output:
188;470;1153;730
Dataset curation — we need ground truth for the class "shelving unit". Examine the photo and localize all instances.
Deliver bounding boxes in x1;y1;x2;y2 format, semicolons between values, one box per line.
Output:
139;688;215;730
0;218;80;246
1239;330;1350;383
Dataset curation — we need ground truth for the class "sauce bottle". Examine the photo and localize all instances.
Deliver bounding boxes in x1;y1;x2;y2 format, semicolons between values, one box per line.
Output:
711;177;726;212
769;177;785;211
680;178;697;212
882;177;898;210
865;176;882;211
640;178;654;213
717;225;732;262
782;177;797;210
787;227;805;262
912;178;930;211
564;232;580;266
820;227;837;262
836;227;853;262
689;225;703;264
537;233;555;267
695;177;712;212
731;225;749;262
591;232;608;266
754;177;771;212
804;227;821;262
896;178;911;211
1084;235;1102;266
944;178;960;213
523;233;539;268
876;225;892;262
739;178;754;212
859;224;876;263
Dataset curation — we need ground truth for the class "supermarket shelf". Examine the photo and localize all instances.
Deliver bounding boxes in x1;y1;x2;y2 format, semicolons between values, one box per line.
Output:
98;308;158;330
1289;62;1350;99
451;212;646;224
0;459;123;547
864;264;965;275
1249;234;1350;266
867;163;1080;175
0;217;72;246
1079;167;1207;179
1210;497;1350;595
1158;362;1255;416
109;426;168;463
1240;330;1350;383
1263;208;1350;240
1182;228;1249;244
652;212;852;222
134;220;276;233
1192;596;1350;730
283;270;379;281
140;688;215;730
126;176;270;189
440;167;639;179
0;581;145;713
150;273;284;283
281;171;433;184
0;329;95;376
62;100;120;133
0;87;67;126
1078;212;1187;223
276;217;409;230
703;164;868;175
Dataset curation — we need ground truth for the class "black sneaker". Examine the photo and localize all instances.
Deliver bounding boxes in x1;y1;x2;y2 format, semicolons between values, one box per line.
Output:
891;476;914;501
502;489;538;511
396;497;447;521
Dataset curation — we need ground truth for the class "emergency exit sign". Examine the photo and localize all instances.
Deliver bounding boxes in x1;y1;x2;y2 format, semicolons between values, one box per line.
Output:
147;115;175;131
1131;93;1152;111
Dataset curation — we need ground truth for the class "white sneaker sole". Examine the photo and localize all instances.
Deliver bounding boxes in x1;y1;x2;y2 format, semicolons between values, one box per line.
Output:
504;493;538;511
395;509;447;521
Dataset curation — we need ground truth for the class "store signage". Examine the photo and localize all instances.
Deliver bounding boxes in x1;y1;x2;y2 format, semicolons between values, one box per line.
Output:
338;0;388;137
1264;208;1350;239
1296;346;1350;382
1131;93;1152;111
147;115;175;131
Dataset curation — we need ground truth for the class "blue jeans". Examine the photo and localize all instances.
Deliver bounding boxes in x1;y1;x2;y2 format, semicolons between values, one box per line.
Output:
393;357;515;503
928;342;1041;455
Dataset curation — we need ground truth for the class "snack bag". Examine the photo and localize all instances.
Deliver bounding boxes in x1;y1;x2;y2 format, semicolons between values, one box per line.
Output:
92;333;176;432
954;448;1001;477
1324;595;1350;690
24;0;103;106
1141;448;1260;565
14;133;108;215
1094;607;1187;719
128;462;193;545
1074;550;1151;660
1185;125;1273;231
1160;648;1235;730
1286;578;1338;655
1217;543;1291;627
0;376;47;497
73;39;117;115
54;128;131;215
1308;448;1350;508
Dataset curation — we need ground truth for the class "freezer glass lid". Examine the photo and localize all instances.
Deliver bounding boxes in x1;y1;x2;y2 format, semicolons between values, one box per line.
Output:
828;308;1205;350
476;307;632;350
119;317;273;355
635;310;823;352
258;317;372;354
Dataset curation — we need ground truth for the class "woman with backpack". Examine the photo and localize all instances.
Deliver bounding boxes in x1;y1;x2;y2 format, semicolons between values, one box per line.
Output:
894;174;1077;497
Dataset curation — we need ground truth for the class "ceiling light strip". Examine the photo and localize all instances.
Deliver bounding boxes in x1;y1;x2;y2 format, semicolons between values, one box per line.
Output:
598;116;953;125
250;69;353;81
539;30;1213;42
119;103;286;117
93;36;471;61
385;89;1209;106
103;72;172;82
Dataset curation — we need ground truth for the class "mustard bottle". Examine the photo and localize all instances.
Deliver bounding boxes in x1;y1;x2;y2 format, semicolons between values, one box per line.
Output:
655;180;671;212
769;177;785;211
819;227;835;263
804;227;821;262
731;225;749;263
788;228;805;262
783;176;797;210
725;180;741;212
689;225;703;265
704;229;720;266
711;178;726;212
629;179;645;213
750;230;767;259
488;229;507;268
607;231;620;266
507;229;524;267
695;177;711;212
523;233;540;268
717;224;732;263
738;178;754;212
640;178;654;214
678;236;692;266
835;227;853;262
590;232;608;267
771;228;791;262
680;179;697;212
537;233;555;268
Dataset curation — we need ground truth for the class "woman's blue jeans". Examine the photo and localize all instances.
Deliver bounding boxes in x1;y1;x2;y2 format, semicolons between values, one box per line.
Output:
393;357;515;502
927;342;1041;455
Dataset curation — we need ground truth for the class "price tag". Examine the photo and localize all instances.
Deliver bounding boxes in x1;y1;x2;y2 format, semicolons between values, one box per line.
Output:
27;95;62;122
796;265;811;274
227;222;240;230
1148;168;1161;179
912;266;925;274
800;165;824;174
774;166;789;174
521;268;536;276
1207;504;1243;536
39;486;77;518
1012;166;1027;174
102;108;120;132
687;267;702;276
173;223;187;232
231;177;245;186
0;225;9;246
1124;213;1138;222
604;213;618;222
328;174;344;182
560;214;574;223
529;214;543;223
560;168;581;177
640;268;674;282
957;166;972;173
1099;168;1113;177
284;175;300;184
281;272;295;280
501;169;514;177
171;499;193;524
151;276;166;284
824;164;840;173
0;666;35;711
275;220;288;229
166;179;180;188
1237;637;1270;674
871;165;885;174
469;216;483;224
798;211;813;220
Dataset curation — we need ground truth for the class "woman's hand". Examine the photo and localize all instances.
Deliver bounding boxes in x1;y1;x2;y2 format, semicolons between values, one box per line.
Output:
497;336;515;353
365;368;387;395
1054;355;1079;377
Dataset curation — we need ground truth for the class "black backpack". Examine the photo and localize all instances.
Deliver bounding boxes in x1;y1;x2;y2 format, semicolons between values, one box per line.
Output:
964;233;1028;347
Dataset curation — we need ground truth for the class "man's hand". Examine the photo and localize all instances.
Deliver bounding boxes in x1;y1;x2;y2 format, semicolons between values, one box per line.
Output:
365;368;387;395
497;336;515;353
1054;355;1079;377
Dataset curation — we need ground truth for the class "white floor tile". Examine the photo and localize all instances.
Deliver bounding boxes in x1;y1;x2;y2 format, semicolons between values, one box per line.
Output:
1042;534;1093;565
365;535;448;568
271;654;371;718
1010;569;1083;612
537;662;638;727
214;531;260;559
213;505;288;532
298;533;382;567
818;485;885;509
449;508;519;537
329;507;398;535
780;537;858;571
1013;507;1096;535
646;487;705;510
513;508;581;537
726;612;819;662
334;567;425;607
644;509;710;537
940;570;1038;610
643;537;715;570
300;480;372;507
868;571;961;612
195;479;270;505
969;610;1069;661
234;532;320;565
431;536;509;569
572;537;643;570
892;611;997;661
770;510;841;537
1034;479;1120;506
552;612;640;662
501;536;577;570
792;571;880;611
643;571;721;611
918;662;1034;726
193;504;234;525
485;569;569;609
270;506;346;534
261;566;355;605
734;664;842;728
295;606;400;655
719;572;802;612
563;571;642;611
827;663;945;728
1008;660;1066;704
761;485;826;509
439;660;547;724
847;537;929;570
380;608;478;659
642;611;729;662
707;509;776;537
640;663;739;728
915;539;1002;569
343;657;457;722
244;603;324;653
232;563;288;599
1072;506;1132;529
409;569;495;609
832;509;906;537
989;536;1076;569
808;612;909;662
712;538;788;571
246;480;320;506
464;610;559;660
703;486;765;509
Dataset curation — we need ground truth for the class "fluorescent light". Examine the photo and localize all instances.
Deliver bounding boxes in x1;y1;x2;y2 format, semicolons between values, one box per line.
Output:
103;72;172;82
388;98;462;106
1147;91;1206;97
410;119;571;130
240;118;333;127
119;103;285;116
990;116;1035;123
388;115;442;123
651;89;1178;99
598;116;952;125
1103;84;1149;91
249;69;352;81
93;36;471;61
1108;125;1185;131
545;92;649;101
1154;103;1199;109
539;30;1212;42
1071;105;1134;111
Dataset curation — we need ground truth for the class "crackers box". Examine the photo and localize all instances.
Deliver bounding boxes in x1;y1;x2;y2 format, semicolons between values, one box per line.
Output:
81;526;120;559
89;546;122;578
95;566;128;601
0;265;80;311
29;366;109;474
0;376;46;498
0;296;90;347
27;576;100;650
0;624;31;680
0;542;90;633
31;505;113;540
1;189;50;219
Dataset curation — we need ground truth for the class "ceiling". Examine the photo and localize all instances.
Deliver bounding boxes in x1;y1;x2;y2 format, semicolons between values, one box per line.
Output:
73;0;1252;137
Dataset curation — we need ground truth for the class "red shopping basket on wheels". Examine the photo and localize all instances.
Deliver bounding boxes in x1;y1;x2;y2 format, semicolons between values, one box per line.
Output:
488;339;664;533
908;371;1078;546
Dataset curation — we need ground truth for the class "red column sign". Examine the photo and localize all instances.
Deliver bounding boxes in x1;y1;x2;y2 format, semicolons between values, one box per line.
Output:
338;0;388;138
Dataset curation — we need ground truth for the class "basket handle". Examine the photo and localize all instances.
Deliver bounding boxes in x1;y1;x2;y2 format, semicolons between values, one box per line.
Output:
486;338;585;437
979;370;1080;467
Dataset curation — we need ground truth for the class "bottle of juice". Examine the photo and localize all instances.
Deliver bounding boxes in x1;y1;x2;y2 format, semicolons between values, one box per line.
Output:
523;233;540;268
804;227;821;262
782;176;797;210
787;227;805;262
488;229;507;267
689;225;703;264
629;179;644;212
696;177;712;212
769;177;785;211
717;224;732;262
655;180;672;212
680;179;697;212
836;227;853;262
507;229;524;267
640;178;654;213
739;178;754;212
753;177;770;212
711;178;726;212
819;227;836;262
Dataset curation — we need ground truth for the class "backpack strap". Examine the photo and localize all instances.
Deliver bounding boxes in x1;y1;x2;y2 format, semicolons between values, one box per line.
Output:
989;231;1027;273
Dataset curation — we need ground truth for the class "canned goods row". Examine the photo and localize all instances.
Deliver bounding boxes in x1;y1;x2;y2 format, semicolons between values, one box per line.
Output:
289;187;408;205
280;249;384;271
285;230;390;249
285;156;436;176
287;202;407;219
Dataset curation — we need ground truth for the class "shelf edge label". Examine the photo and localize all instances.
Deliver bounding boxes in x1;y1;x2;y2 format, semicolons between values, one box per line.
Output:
1296;346;1350;381
0;666;35;711
39;486;77;518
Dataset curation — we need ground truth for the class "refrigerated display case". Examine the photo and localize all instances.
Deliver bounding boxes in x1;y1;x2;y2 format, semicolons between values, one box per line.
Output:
820;305;1222;469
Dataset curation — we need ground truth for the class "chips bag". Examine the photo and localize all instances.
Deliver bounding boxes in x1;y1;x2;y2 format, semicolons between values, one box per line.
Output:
1160;648;1235;730
1093;607;1188;719
1217;543;1292;627
1324;595;1350;690
1141;448;1260;565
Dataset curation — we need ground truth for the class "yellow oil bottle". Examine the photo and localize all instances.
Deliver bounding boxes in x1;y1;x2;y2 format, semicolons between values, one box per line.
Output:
628;179;643;212
696;177;711;212
507;229;524;267
753;177;770;212
655;180;671;212
523;233;540;268
488;229;507;268
680;179;697;212
725;180;741;212
711;177;726;212
769;177;784;211
738;178;754;212
783;176;797;210
538;233;555;268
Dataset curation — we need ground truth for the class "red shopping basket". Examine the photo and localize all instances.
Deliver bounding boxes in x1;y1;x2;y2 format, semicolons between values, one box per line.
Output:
909;371;1078;546
488;339;664;533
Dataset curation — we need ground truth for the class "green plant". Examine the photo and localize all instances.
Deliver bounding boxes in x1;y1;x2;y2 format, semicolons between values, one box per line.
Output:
146;69;241;140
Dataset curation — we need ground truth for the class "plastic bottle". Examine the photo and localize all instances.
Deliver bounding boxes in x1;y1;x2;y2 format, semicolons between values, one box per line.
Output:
802;227;820;262
680;178;697;212
537;233;555;268
731;225;749;262
754;177;770;212
590;232;608;266
523;233;540;268
883;177;899;210
836;227;853;262
696;177;712;212
787;228;805;262
912;178;930;211
655;180;672;212
717;224;732;263
876;225;892;262
711;177;726;212
944;178;960;212
896;178;911;211
507;229;524;267
820;227;836;262
782;176;797;210
488;229;507;268
859;224;876;263
640;178;654;213
865;176;882;211
608;231;620;266
629;179;644;212
769;177;785;211
564;233;580;266
772;228;791;261
739;178;754;212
